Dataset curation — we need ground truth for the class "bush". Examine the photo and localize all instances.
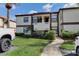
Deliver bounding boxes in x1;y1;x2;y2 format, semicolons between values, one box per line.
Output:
74;31;79;37
15;33;24;36
62;31;75;39
32;31;48;39
45;30;56;41
15;33;32;38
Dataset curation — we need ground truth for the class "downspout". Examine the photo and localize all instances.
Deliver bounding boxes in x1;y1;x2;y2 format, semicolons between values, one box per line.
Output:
57;12;59;36
61;10;64;31
7;9;10;28
50;13;52;30
59;10;64;36
58;9;64;36
31;15;33;35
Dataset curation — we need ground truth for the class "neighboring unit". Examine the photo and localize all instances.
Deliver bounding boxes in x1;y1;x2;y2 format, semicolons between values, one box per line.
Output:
0;16;16;29
16;14;32;35
0;16;16;52
58;7;79;36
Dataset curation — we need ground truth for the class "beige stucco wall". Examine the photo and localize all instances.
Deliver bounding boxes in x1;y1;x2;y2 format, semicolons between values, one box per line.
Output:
16;16;31;34
63;9;79;32
52;23;57;27
63;25;79;32
16;27;23;33
58;9;79;36
16;16;31;25
0;17;16;29
16;27;31;34
0;18;4;27
63;9;79;22
9;21;16;28
58;10;63;36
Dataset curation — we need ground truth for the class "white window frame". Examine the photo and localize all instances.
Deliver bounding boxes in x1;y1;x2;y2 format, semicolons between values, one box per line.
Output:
23;17;29;23
23;27;29;33
33;16;37;23
52;14;57;22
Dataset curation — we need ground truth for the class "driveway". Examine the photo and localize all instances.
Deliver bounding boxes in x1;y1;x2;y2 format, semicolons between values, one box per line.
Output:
41;37;64;56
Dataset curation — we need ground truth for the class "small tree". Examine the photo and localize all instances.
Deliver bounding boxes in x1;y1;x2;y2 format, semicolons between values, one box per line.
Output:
45;30;56;43
5;3;12;28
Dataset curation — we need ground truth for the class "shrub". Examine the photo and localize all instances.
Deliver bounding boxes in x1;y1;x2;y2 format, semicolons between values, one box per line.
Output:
62;30;75;39
15;33;24;36
45;30;56;41
32;31;48;39
74;31;79;37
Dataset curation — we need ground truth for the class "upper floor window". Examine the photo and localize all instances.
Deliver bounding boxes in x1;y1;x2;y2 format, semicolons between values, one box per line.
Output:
44;16;49;22
24;17;29;23
52;14;57;22
37;16;42;23
32;16;37;23
32;16;42;23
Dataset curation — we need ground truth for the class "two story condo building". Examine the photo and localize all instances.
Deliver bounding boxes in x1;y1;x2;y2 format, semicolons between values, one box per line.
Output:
16;7;79;36
0;16;16;29
16;12;58;35
58;7;79;36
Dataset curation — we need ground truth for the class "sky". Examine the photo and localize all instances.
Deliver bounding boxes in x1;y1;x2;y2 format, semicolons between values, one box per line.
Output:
0;3;78;21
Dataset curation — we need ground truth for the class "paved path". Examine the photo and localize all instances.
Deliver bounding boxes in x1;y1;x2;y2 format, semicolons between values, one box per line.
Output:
41;37;64;56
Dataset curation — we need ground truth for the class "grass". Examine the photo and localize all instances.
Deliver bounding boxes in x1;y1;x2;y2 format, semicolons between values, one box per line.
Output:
60;41;75;50
6;36;49;56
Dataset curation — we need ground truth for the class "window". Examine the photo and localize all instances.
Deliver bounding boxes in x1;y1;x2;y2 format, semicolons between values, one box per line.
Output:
32;16;37;23
32;16;42;23
24;17;29;23
44;16;49;22
52;18;57;22
23;27;30;33
37;16;42;23
33;16;37;20
52;14;57;22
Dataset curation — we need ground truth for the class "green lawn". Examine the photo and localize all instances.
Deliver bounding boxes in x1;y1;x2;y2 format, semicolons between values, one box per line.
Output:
60;41;75;50
6;36;49;56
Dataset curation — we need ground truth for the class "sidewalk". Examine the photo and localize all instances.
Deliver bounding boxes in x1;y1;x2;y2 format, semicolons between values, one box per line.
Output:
41;37;64;56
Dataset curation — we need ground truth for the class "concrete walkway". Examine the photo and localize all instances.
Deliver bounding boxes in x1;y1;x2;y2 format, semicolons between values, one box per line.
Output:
41;37;64;56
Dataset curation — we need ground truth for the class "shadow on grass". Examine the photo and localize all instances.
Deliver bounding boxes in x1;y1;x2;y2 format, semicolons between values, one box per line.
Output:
28;43;49;47
0;51;4;53
16;35;47;40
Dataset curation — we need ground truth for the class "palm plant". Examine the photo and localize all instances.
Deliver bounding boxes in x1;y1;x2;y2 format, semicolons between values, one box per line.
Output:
5;3;17;28
5;3;12;28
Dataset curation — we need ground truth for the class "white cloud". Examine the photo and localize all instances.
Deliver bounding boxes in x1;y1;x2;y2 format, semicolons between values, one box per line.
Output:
64;3;79;8
43;3;53;12
28;10;38;14
12;4;16;9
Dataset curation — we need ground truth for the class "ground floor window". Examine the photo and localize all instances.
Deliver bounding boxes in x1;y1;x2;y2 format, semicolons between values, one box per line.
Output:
23;27;30;33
